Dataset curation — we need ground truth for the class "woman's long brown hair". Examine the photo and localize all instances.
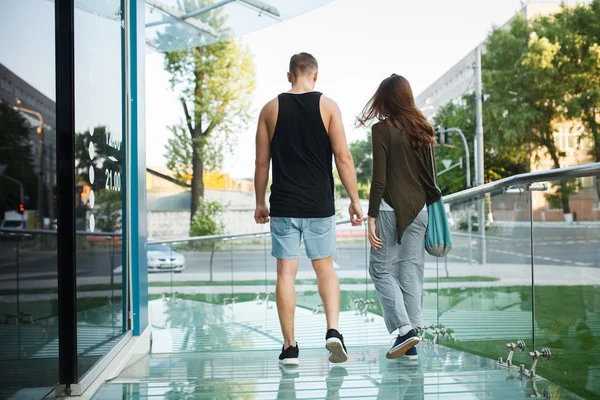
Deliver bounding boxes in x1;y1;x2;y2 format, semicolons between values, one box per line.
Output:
358;74;435;147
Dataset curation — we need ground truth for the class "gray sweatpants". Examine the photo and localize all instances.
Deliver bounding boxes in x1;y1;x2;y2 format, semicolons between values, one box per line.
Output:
369;209;428;334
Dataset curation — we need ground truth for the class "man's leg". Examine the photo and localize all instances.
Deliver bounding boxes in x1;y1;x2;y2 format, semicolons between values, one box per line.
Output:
304;217;347;363
312;256;340;331
304;217;339;330
276;258;299;349
270;217;302;353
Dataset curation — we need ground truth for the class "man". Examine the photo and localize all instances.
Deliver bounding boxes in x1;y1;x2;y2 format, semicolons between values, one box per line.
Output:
254;52;363;366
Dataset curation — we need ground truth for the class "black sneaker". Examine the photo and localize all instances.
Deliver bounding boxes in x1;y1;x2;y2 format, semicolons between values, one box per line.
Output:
279;343;299;366
387;329;420;359
325;329;348;363
405;345;418;360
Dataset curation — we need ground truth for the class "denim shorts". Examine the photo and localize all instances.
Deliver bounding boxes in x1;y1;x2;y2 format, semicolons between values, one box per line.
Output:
270;216;336;260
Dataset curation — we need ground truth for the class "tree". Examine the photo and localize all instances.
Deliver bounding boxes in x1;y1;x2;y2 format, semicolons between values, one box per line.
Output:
163;0;256;224
336;133;371;199
0;102;37;218
535;1;600;200
94;190;122;232
349;133;372;186
433;94;529;194
483;15;572;213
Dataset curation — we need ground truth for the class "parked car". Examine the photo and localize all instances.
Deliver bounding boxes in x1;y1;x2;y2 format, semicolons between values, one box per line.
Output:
147;244;185;273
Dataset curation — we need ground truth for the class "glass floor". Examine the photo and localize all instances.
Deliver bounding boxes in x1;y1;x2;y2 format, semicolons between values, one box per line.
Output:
91;299;582;399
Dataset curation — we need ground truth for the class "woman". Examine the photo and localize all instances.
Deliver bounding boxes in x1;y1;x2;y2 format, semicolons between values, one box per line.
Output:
358;74;441;360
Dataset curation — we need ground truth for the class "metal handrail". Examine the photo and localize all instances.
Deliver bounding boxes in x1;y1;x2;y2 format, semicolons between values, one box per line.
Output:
0;228;123;237
444;162;600;204
148;219;359;245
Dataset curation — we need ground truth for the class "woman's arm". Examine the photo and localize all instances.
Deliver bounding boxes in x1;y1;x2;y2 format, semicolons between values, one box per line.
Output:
367;124;388;219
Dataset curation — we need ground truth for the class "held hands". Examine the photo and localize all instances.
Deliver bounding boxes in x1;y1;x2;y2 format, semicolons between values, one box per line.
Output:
254;204;269;224
349;202;363;227
368;216;382;250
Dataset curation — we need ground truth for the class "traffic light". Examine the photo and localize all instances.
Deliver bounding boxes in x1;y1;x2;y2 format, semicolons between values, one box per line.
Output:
434;126;446;145
18;203;25;213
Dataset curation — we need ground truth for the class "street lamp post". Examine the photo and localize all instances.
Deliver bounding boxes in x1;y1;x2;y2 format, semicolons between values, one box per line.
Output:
13;101;45;229
441;127;471;189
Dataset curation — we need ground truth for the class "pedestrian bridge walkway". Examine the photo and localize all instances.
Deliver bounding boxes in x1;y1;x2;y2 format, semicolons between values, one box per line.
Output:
91;299;582;399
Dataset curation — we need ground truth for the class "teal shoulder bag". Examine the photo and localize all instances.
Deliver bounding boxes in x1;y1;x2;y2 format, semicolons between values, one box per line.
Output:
425;145;452;257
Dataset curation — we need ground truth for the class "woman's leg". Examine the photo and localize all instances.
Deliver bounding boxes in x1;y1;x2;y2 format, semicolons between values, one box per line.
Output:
393;210;428;329
369;211;411;334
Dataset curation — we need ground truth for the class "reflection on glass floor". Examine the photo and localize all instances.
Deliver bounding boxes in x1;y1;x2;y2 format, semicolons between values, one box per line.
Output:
92;299;582;399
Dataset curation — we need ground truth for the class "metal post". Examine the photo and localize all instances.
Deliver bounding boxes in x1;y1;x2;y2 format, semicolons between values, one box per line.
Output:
475;46;484;187
445;128;471;189
38;125;45;229
475;46;487;264
55;0;78;389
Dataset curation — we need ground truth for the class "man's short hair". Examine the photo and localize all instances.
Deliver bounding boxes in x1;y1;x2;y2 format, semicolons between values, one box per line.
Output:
289;52;318;78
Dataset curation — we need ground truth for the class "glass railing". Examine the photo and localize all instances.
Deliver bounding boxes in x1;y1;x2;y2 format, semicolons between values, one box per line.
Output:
147;162;600;399
439;164;600;399
0;229;123;398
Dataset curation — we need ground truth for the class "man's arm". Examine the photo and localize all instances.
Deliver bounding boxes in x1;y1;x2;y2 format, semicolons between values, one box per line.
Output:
322;97;362;224
254;104;271;224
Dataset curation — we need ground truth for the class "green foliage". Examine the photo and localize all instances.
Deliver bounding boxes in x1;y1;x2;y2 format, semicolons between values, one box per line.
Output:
350;132;372;186
95;190;122;232
534;1;600;163
0;102;37;213
483;14;564;168
433;95;529;195
190;198;225;237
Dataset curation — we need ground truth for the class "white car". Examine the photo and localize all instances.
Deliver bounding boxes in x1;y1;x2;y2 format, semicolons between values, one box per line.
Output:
147;244;185;273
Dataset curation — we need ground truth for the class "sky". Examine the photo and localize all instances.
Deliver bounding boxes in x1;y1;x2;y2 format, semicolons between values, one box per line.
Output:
145;0;537;178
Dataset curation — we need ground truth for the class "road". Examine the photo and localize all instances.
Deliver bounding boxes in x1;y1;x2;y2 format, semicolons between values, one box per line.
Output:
0;226;598;283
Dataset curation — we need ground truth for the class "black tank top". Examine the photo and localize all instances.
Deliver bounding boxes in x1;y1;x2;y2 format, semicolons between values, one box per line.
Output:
269;92;335;218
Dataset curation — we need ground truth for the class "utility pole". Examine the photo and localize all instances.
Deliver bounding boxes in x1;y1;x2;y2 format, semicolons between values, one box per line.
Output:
474;45;487;264
475;46;484;186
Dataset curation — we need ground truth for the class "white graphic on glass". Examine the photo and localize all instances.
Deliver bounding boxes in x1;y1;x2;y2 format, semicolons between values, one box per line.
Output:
89;189;95;208
88;141;95;160
89;213;95;233
89;166;95;184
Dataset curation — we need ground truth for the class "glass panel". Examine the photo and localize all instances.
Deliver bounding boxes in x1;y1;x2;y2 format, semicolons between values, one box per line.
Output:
148;236;238;354
439;192;534;365
74;0;125;379
532;177;600;399
145;0;336;52
0;232;58;398
0;0;57;395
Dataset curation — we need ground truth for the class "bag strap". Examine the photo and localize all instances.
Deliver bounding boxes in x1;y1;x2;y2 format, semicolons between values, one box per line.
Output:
429;145;437;185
